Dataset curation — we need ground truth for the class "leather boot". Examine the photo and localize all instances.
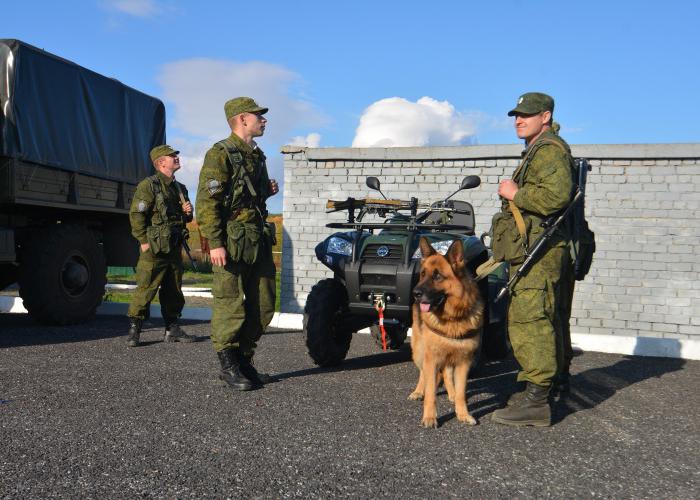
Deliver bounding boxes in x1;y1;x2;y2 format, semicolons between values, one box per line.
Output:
217;349;254;391
506;382;527;407
127;319;142;347
492;382;551;427
238;353;275;385
164;323;195;343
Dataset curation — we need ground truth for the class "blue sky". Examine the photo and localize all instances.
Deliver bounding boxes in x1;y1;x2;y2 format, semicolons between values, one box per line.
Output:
6;0;700;212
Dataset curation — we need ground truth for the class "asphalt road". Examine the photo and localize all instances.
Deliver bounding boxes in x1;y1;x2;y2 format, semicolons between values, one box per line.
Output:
1;313;698;499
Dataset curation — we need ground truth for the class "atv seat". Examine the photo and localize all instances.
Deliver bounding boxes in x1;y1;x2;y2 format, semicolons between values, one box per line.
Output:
424;200;475;235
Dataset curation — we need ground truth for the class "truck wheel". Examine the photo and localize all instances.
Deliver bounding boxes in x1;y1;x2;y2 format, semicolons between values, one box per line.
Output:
304;278;352;367
371;324;407;350
19;225;106;325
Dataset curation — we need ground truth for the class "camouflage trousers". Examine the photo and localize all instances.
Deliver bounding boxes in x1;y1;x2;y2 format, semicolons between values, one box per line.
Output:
127;248;184;323
210;244;276;357
507;245;572;387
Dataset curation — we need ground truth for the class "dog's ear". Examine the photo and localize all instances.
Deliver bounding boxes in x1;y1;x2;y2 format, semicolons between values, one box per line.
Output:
447;239;464;268
419;237;435;259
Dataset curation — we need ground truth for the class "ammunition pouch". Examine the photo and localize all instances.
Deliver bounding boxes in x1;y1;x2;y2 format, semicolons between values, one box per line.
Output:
226;220;261;265
146;223;181;256
490;211;531;265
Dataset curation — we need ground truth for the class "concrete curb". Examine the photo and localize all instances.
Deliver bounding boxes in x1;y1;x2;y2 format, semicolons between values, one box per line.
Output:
2;296;698;360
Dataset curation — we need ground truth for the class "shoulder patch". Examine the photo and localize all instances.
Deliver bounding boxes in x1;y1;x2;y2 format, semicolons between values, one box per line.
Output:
207;179;223;195
137;200;147;212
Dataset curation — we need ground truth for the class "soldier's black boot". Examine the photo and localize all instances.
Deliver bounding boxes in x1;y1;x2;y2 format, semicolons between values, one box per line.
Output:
238;353;275;385
164;323;195;343
492;382;551;427
217;349;254;391
127;319;142;348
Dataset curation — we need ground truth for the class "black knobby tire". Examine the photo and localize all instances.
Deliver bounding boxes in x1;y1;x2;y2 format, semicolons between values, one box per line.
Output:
370;324;407;350
19;225;107;325
304;278;352;366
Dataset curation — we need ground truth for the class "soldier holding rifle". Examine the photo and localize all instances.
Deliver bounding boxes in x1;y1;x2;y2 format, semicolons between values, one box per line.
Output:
490;93;575;427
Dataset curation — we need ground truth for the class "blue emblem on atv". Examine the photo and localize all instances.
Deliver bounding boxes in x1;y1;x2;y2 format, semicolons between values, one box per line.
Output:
377;246;390;258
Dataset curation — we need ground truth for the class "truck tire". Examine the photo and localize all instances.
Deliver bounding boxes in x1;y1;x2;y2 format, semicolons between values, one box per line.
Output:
371;324;407;350
304;278;352;367
19;225;106;325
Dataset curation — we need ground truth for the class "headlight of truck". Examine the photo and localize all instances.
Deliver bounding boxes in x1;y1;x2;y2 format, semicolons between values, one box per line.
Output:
327;236;353;256
412;239;454;259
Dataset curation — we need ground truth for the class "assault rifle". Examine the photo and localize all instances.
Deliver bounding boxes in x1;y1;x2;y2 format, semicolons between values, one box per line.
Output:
495;189;583;302
173;180;198;272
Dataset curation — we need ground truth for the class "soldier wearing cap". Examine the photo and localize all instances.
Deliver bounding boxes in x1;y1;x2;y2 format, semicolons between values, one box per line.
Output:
196;97;279;390
490;92;575;427
126;145;195;347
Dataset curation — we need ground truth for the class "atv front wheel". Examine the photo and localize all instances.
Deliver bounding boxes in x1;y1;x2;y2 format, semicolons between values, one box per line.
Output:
304;279;352;366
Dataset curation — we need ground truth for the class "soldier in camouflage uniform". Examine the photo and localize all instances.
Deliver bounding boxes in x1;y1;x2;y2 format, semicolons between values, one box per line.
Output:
126;145;195;347
196;97;279;391
490;93;575;427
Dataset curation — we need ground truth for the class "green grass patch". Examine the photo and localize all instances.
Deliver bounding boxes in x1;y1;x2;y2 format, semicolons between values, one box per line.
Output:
104;271;281;311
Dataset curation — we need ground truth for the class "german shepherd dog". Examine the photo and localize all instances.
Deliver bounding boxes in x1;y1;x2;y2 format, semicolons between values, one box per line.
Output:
409;237;484;428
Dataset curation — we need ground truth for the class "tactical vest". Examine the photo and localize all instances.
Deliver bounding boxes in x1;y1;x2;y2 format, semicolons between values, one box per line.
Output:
146;175;185;255
216;139;273;265
491;134;573;264
217;138;268;224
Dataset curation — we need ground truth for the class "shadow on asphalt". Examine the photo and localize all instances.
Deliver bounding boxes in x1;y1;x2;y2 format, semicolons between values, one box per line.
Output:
275;345;413;381
553;355;686;424
419;352;687;425
0;313;207;348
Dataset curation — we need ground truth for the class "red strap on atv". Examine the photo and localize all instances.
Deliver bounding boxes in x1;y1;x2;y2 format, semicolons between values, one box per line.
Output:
375;300;388;351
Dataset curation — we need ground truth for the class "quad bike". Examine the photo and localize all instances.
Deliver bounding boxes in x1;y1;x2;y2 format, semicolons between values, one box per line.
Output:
304;175;509;367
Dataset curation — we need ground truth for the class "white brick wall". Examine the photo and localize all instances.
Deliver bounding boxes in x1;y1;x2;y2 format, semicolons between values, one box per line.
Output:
280;144;700;342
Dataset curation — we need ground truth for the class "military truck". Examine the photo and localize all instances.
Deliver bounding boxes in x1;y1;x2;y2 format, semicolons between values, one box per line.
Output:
0;39;165;324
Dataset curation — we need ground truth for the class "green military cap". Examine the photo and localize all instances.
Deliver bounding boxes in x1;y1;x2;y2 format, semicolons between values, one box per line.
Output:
150;144;179;163
224;97;269;120
507;92;555;116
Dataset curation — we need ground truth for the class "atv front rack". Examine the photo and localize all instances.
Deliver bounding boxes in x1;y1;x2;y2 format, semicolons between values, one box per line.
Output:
326;222;471;231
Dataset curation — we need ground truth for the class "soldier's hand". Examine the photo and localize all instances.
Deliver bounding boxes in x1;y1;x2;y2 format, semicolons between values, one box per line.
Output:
498;179;519;201
269;179;279;196
210;247;227;267
140;243;150;253
182;201;193;216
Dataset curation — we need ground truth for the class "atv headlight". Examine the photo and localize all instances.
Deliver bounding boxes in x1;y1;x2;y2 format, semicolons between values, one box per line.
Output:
327;236;353;256
412;239;454;259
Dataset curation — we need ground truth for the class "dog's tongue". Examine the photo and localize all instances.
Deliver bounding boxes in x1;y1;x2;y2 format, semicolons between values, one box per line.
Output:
420;303;431;312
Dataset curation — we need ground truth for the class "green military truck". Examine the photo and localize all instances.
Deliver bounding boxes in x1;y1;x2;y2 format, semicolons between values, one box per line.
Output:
0;39;166;324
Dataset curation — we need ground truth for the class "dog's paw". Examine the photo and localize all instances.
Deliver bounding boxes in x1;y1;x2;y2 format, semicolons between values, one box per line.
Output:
408;391;424;401
420;416;438;429
457;413;477;426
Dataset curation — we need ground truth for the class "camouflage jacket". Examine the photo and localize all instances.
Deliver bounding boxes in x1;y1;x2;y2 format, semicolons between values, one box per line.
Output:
195;133;272;250
129;171;192;244
504;130;574;243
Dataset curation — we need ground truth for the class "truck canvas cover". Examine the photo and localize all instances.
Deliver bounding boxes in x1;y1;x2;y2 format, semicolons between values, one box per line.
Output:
0;39;165;182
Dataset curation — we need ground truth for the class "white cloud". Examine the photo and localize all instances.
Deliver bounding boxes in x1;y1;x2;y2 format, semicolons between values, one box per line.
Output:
158;58;326;214
106;0;159;17
352;96;478;148
158;58;326;145
288;132;321;148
